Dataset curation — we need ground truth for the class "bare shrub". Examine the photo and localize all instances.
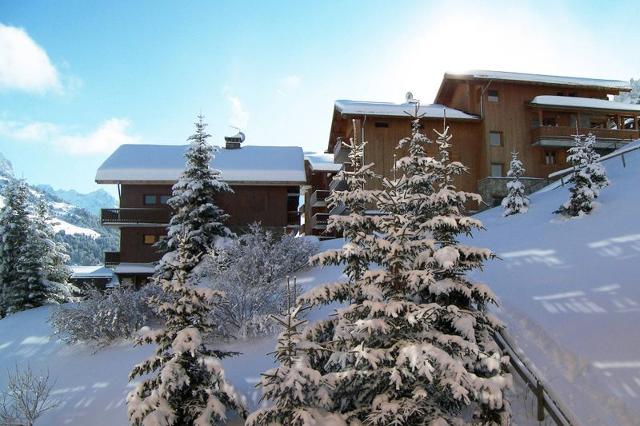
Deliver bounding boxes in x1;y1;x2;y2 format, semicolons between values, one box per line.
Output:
196;223;317;338
49;284;161;348
0;364;59;426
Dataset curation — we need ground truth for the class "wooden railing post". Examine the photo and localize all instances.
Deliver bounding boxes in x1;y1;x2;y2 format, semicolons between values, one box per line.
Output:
536;380;545;421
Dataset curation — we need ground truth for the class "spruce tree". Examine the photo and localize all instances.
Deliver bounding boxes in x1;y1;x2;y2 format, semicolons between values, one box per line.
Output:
155;115;232;283
556;132;608;217
128;234;246;425
295;112;511;425
0;180;47;315
246;278;338;426
33;200;75;302
501;151;529;217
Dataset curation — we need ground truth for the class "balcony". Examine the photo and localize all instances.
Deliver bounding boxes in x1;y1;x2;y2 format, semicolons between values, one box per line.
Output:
329;201;347;216
101;208;171;227
333;140;351;164
531;126;639;149
104;251;121;267
311;212;329;230
329;175;347;192
309;190;330;208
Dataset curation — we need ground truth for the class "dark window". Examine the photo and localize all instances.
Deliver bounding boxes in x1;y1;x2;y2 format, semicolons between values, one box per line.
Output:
160;195;170;205
374;122;389;128
144;195;157;205
488;89;499;102
542;117;557;126
489;131;503;146
556;91;564;96
143;234;157;245
490;163;503;177
568;92;577;97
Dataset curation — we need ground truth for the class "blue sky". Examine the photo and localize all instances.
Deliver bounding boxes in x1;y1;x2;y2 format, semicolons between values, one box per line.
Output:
1;0;639;194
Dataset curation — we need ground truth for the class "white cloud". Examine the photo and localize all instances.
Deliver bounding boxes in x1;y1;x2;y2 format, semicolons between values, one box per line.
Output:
55;118;140;155
0;23;61;94
0;118;140;155
227;95;249;130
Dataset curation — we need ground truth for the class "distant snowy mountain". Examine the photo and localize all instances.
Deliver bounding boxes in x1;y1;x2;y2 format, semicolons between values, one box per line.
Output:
37;185;117;215
0;152;118;265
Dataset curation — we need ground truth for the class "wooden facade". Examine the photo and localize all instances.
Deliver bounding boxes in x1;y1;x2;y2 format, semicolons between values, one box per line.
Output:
313;71;635;221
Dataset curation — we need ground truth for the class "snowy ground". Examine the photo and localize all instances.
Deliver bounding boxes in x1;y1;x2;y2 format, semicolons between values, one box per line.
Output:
468;144;640;425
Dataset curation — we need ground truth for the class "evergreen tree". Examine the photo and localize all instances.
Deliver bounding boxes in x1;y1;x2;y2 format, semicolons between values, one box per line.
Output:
246;278;340;426
501;151;529;217
128;234;246;425
295;113;511;425
155;115;232;283
556;132;608;217
33;200;75;302
0;180;46;315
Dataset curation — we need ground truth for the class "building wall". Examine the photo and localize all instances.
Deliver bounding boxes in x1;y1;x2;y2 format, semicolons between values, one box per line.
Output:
117;183;296;264
353;116;484;196
443;81;612;178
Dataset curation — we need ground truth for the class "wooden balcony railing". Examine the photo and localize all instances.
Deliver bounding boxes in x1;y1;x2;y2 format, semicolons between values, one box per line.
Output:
531;126;639;147
104;251;121;267
101;208;171;226
311;212;329;230
309;190;330;208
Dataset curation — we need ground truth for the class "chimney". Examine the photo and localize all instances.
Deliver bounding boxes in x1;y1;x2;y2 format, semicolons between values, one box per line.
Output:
224;131;245;149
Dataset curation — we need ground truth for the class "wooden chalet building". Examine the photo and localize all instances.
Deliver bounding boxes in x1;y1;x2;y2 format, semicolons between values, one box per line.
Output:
303;70;639;236
96;135;306;286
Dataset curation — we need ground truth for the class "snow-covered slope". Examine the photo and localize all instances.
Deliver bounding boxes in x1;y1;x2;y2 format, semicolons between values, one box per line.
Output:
0;239;345;426
37;185;117;216
0;238;539;425
469;142;640;425
0;152;118;264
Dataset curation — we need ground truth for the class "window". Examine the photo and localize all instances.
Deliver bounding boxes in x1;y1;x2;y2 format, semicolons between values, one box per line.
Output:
160;195;170;205
143;234;157;245
490;163;503;177
556;91;564;96
545;151;557;165
568;92;577;97
143;195;157;205
488;89;499;102
542;116;557;126
374;122;389;128
489;131;503;146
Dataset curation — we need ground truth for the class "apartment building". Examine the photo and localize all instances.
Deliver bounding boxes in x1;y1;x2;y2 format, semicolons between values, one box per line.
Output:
303;70;639;236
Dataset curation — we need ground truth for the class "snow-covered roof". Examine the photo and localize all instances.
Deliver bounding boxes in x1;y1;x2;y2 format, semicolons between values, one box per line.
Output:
334;100;479;120
95;145;307;185
445;70;631;91
113;263;155;275
530;95;640;112
304;152;343;173
70;265;114;279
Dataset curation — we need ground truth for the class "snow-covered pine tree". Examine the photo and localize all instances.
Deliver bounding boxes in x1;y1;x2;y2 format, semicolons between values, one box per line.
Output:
322;121;381;283
155;115;233;283
246;277;340;426
583;133;609;192
0;180;47;315
128;233;246;425
33;200;75;302
501;151;529;216
555;132;608;217
296;111;511;425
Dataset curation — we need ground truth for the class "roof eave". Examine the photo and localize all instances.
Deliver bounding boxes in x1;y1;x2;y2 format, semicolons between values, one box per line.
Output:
528;102;640;114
